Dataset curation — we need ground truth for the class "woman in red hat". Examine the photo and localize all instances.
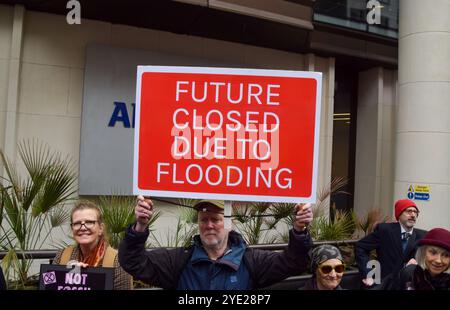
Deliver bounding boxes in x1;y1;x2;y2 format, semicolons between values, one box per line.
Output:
396;228;450;290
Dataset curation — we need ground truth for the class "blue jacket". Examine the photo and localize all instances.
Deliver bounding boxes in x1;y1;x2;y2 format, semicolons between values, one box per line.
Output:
119;225;312;290
177;232;250;289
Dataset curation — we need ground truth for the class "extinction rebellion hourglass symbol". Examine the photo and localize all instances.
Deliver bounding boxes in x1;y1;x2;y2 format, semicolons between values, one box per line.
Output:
43;271;57;285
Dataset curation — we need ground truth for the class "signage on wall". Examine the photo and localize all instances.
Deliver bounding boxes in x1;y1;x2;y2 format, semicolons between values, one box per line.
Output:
407;184;430;201
80;44;234;195
133;66;322;203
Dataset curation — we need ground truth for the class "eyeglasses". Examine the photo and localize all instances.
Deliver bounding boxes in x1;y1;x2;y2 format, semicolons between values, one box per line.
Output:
71;220;97;230
319;264;345;274
404;209;419;216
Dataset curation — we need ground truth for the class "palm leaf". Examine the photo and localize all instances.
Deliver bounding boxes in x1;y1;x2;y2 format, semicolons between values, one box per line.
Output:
180;206;198;224
99;195;135;233
49;205;70;228
178;198;199;224
99;195;135;249
51;236;75;250
313;177;349;218
269;202;295;228
149;215;195;248
1;248;20;287
232;201;251;223
357;208;390;236
250;202;271;216
98;195;162;248
0;140;77;285
0;223;15;249
309;209;356;241
0;150;22;203
18;140;52;212
31;158;77;216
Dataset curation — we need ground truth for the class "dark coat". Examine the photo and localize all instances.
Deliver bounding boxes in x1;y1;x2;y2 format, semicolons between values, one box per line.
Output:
396;264;450;290
119;225;312;290
355;222;427;280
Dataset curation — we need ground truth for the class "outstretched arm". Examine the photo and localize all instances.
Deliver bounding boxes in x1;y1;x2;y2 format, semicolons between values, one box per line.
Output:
118;196;185;289
250;203;314;288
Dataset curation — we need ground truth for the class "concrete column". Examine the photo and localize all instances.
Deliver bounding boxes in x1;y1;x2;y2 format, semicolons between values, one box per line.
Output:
396;0;450;229
307;54;335;210
321;57;335;193
354;68;397;219
3;5;24;163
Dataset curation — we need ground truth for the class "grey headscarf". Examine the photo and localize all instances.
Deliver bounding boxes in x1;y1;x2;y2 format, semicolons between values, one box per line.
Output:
310;244;343;274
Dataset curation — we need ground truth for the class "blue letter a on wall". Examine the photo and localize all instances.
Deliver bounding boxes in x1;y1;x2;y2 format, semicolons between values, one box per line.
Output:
108;101;130;128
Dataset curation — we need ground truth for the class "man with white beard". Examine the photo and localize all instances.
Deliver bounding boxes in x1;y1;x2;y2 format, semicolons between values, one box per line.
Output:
119;197;313;290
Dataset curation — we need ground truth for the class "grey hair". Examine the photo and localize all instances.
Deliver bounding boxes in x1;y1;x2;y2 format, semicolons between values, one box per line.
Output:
415;245;450;274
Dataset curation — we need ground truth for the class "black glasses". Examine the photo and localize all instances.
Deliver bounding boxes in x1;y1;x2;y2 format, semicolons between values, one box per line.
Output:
404;209;419;216
71;220;97;230
319;264;345;274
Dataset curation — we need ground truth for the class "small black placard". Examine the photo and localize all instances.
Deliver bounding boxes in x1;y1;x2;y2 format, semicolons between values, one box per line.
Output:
39;264;114;290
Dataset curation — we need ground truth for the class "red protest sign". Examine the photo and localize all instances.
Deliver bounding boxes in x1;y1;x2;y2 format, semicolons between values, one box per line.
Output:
133;67;322;203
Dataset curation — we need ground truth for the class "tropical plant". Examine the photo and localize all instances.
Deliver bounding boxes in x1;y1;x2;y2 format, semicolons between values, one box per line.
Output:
0;189;3;227
308;177;357;241
148;198;198;248
233;202;267;245
0;140;77;288
313;176;349;218
356;208;391;238
309;207;356;241
149;215;197;248
98;195;160;249
233;201;290;245
177;198;199;225
271;202;297;242
0;194;13;247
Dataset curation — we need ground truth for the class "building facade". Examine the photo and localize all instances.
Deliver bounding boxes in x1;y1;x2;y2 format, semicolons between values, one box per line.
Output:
0;0;448;230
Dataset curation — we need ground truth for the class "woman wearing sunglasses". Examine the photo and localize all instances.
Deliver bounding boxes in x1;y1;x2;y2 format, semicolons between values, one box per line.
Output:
395;228;450;290
52;201;133;289
300;244;346;290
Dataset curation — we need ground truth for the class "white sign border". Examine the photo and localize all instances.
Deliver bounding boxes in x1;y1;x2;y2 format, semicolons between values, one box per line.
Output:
133;66;322;203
